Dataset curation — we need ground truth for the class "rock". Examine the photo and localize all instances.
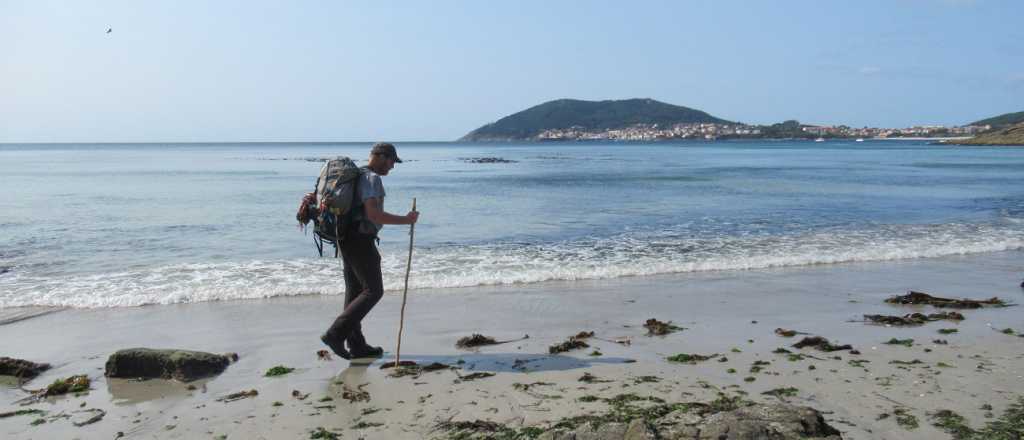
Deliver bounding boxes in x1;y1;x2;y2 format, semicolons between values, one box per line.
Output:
659;409;703;426
537;431;576;440
624;420;657;440
0;357;51;380
575;422;629;440
697;403;842;439
104;348;237;382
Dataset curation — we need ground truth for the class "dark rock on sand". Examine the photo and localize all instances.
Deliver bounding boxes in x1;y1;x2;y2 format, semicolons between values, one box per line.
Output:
105;348;238;382
694;403;842;439
0;357;51;380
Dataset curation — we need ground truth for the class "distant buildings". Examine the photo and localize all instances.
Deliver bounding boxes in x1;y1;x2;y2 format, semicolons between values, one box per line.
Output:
535;122;988;141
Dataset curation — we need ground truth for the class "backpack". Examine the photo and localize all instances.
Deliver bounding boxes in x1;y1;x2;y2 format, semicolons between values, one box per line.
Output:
296;157;364;256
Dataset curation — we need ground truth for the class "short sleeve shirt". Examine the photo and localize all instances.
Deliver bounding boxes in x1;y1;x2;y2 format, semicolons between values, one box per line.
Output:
357;170;385;235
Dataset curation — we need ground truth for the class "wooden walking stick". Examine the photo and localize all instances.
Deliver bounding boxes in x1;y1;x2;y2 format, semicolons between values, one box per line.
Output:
394;198;416;367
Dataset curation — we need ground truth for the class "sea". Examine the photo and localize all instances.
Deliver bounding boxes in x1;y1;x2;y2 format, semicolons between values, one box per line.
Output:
1;140;1023;309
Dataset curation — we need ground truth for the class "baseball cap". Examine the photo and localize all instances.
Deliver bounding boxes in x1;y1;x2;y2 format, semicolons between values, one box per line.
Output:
370;142;402;163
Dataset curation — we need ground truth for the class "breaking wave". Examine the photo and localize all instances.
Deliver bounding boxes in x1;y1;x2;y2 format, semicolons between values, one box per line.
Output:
1;221;1022;308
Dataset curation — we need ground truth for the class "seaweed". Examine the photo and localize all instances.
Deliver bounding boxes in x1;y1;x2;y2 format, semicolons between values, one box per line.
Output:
578;372;612;383
309;427;341;439
43;375;91;397
0;409;45;419
774;328;801;337
548;332;592;354
885;291;1008;308
264;365;295;377
889;359;923;365
456;372;495;382
666;353;718;364
460;331;532;347
749;360;770;374
864;312;965;326
216;389;258;403
928;409;973;439
644;319;684;336
342;384;370;403
351;421;384;429
761;387;799;399
792;336;853;352
387;362;454;378
456;334;498;348
894;408;919;430
974;396;1024;439
884;338;914;347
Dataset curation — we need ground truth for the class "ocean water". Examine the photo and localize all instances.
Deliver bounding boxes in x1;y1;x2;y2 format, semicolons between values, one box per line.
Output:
1;141;1023;308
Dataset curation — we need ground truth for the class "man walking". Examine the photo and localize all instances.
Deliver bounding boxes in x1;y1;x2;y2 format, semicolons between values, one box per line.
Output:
321;142;419;360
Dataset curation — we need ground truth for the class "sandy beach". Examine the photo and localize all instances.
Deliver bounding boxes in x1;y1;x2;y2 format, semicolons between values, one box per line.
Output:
2;250;1023;439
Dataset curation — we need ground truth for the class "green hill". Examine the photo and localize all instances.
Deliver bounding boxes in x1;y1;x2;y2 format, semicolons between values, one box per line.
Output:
969;111;1024;129
950;122;1024;146
460;98;733;141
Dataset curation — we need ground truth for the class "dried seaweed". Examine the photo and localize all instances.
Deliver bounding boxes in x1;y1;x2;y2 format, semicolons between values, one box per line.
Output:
666;353;719;364
548;332;593;354
455;334;497;348
864;312;965;326
885;291;1008;308
792;336;853;352
644;319;684;336
216;389;258;403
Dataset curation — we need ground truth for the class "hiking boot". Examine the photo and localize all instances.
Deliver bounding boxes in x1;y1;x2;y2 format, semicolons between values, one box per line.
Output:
320;333;351;360
349;344;384;359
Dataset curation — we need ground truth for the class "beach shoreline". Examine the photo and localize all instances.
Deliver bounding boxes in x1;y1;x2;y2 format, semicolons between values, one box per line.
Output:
2;250;1023;439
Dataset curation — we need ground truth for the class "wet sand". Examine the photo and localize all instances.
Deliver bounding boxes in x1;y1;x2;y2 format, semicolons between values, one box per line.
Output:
2;250;1022;439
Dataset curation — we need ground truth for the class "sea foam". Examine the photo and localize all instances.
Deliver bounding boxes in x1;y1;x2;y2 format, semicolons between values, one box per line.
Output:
2;220;1022;308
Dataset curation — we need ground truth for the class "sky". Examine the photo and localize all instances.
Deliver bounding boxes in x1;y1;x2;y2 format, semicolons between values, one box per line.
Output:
1;0;1022;142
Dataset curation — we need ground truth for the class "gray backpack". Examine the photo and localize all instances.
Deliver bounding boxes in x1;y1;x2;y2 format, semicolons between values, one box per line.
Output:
309;157;364;255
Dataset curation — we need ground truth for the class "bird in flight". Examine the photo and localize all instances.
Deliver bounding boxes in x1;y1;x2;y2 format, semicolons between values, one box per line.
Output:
106;28;112;34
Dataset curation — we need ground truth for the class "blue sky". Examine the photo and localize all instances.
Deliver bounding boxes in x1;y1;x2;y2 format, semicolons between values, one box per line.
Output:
1;0;1022;142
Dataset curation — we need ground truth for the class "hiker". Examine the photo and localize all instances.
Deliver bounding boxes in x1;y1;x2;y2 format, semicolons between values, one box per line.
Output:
321;142;419;360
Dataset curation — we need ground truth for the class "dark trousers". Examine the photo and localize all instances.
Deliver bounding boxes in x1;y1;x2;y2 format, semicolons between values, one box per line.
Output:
325;232;384;349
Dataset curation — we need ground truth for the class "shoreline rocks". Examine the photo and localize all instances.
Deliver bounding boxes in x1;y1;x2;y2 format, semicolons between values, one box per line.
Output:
104;348;238;382
0;357;51;380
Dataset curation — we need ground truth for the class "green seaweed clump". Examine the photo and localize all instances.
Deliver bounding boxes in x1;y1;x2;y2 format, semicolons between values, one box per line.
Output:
929;409;974;439
973;396;1024;439
309;427;340;439
884;338;914;347
45;375;90;396
265;365;295;377
894;408;919;430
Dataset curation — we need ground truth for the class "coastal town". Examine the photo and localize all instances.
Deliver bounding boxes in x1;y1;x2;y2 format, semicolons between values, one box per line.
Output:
536;121;992;141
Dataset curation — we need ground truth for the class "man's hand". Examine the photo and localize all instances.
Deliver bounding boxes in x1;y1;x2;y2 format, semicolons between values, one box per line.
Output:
406;210;419;225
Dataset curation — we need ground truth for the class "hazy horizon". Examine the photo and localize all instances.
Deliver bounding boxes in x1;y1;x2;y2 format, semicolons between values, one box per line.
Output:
2;0;1022;143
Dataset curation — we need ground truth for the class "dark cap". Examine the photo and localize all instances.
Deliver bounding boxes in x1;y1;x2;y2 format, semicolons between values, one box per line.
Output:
370;142;402;163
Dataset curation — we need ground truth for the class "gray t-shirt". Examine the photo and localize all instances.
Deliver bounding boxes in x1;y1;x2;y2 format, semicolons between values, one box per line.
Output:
356;170;385;235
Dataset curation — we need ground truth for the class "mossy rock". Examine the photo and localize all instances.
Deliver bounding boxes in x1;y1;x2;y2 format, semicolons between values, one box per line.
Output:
105;348;238;382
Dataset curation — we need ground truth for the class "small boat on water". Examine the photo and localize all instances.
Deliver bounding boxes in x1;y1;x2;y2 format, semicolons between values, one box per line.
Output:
855;138;864;142
814;137;825;142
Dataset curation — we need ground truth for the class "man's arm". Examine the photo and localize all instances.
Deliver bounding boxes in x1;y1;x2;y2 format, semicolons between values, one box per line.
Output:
363;198;418;225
